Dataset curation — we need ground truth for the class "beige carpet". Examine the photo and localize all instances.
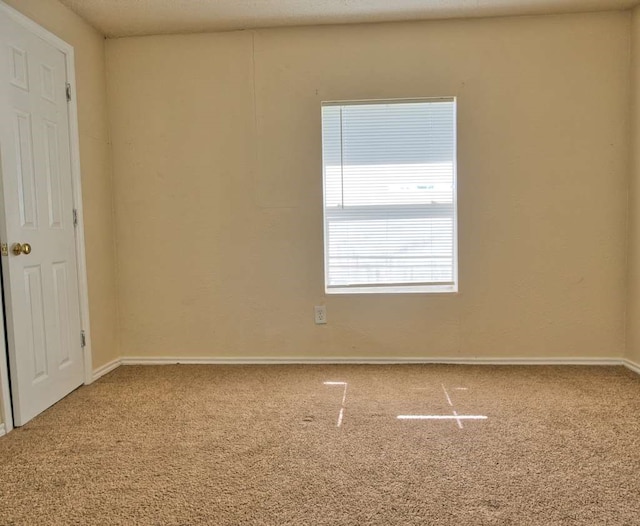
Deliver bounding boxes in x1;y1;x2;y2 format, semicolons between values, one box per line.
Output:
0;364;639;525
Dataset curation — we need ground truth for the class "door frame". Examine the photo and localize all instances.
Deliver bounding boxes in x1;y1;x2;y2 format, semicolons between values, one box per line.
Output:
0;0;93;434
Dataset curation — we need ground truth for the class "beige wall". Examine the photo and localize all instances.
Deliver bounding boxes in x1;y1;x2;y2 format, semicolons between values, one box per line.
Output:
627;7;640;366
107;12;630;360
3;0;118;369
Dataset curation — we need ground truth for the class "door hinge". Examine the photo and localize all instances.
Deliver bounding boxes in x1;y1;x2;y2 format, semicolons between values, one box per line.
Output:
66;82;71;102
80;330;86;348
73;208;78;227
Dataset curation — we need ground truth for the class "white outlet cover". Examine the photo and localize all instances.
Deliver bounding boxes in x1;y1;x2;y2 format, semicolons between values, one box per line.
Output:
314;305;327;324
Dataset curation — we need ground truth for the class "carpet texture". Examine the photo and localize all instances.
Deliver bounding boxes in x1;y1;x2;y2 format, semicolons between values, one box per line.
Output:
0;364;639;525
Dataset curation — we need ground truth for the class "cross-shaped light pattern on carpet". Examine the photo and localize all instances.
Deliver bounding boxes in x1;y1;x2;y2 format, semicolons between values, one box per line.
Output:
397;383;488;429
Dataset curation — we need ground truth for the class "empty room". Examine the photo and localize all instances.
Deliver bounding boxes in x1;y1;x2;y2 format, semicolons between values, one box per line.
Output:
0;0;639;523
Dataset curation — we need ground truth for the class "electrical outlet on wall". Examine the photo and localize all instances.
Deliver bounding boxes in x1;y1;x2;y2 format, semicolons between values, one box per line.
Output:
314;305;327;325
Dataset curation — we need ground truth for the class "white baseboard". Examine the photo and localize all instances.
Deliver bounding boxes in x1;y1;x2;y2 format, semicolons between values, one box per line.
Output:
92;358;122;382
623;358;640;375
120;356;622;366
0;423;6;438
94;356;635;381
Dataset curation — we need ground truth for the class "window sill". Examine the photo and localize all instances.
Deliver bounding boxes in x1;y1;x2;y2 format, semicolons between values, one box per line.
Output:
325;284;458;295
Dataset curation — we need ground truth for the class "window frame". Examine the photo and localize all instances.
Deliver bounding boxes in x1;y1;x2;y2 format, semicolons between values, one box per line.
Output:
321;97;459;295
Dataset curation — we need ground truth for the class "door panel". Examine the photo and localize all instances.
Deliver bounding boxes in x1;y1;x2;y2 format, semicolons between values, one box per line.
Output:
9;45;28;90
44;120;63;228
0;9;84;426
52;261;72;368
24;264;48;381
14;110;37;228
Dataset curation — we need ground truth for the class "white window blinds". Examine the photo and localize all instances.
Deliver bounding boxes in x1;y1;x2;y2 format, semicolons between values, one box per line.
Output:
321;98;457;293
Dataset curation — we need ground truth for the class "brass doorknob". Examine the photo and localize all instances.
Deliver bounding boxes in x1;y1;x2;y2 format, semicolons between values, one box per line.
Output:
12;243;31;256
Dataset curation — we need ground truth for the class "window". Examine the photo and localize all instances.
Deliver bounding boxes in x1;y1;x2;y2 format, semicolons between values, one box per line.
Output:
321;98;458;294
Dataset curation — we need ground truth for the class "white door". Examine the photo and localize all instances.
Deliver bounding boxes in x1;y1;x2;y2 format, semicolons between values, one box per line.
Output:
0;10;84;426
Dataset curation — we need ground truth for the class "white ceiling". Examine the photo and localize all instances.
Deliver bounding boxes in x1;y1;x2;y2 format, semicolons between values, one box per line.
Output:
59;0;640;38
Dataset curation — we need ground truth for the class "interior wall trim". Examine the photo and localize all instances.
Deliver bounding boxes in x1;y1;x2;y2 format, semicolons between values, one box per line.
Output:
114;356;625;366
623;358;640;375
92;358;122;381
90;355;640;383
